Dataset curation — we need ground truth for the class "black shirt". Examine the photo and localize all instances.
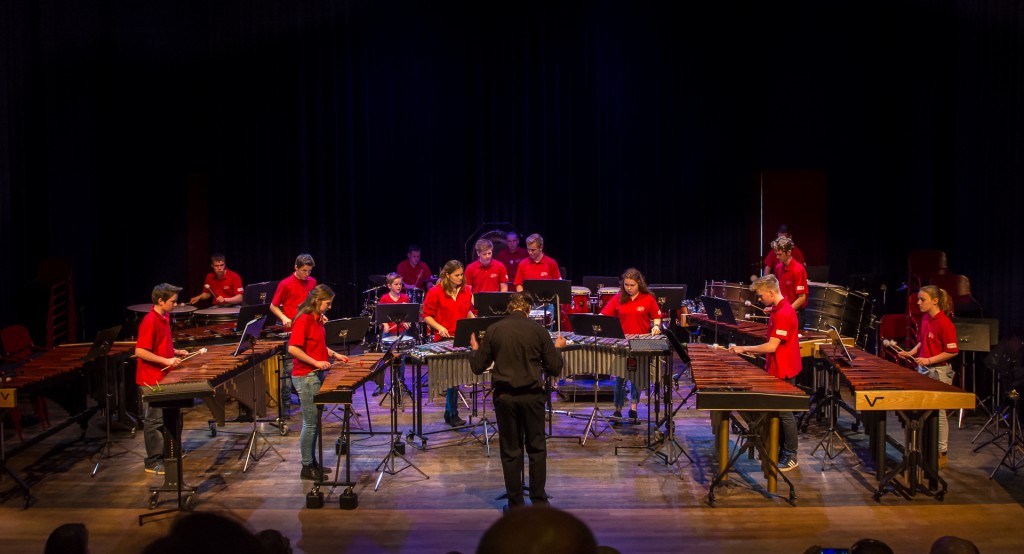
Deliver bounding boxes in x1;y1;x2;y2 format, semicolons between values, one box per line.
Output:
470;312;563;392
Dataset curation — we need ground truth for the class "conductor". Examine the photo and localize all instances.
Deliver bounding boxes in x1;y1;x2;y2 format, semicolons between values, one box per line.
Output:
470;292;566;509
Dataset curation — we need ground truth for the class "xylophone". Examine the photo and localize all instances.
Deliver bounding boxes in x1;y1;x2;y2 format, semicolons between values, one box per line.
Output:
1;343;134;507
687;343;809;505
817;343;975;500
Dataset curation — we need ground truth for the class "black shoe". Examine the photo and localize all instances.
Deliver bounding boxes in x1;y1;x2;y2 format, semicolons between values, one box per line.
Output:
628;409;638;421
612;410;623;419
311;461;332;475
300;465;323;481
443;411;452;424
371;387;384;397
449;414;466;427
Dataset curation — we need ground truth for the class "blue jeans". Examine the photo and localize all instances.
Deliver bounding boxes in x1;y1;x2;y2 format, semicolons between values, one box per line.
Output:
445;387;460;416
613;377;639;410
927;363;955;452
292;372;325;466
281;355;294;412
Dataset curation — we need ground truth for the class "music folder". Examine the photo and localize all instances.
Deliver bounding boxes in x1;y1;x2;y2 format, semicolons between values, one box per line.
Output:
699;296;737;326
453;316;504;348
567;314;625;339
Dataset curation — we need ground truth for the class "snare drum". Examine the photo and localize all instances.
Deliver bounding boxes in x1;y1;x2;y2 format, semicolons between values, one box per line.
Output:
408;289;425;304
597;287;620;312
194;306;240;326
570;286;592;314
382;334;416;352
529;308;552;327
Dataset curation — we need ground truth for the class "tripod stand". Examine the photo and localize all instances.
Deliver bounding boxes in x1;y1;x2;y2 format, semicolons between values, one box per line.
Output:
88;325;140;476
374;353;428;490
232;320;285;473
973;388;1024;477
810;357;856;465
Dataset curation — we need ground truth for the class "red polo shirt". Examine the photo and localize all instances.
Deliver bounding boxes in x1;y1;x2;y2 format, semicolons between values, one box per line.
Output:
271;274;317;322
600;292;662;334
765;299;802;379
136;308;175;386
774;259;808;311
495;247;529;283
423;284;473;342
289;312;327;377
919;311;959;360
514;254;561;286
465;260;509;293
396;260;433;290
203;269;244;303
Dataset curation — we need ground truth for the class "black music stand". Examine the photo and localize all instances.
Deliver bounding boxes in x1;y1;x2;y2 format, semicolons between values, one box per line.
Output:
700;296;737;346
650;285;690;386
952;321;993;429
811;326;859;465
373;338;430;490
567;314;625;445
523;279;572;333
373;304;421;353
452;317;502;454
234;304;271;332
87;325;135;476
233;316;285;472
475;292;513;316
582;276;621;293
242;281;277;306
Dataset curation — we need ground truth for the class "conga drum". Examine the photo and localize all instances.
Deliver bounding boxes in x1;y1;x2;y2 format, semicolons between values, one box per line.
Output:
598;287;620;312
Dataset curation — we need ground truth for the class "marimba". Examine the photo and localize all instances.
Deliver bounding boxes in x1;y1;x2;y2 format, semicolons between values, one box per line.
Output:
0;343;134;507
687;343;809;505
817;343;975;500
172;322;288;348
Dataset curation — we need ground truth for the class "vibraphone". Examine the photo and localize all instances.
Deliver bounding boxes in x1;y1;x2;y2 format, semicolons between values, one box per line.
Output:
560;333;669;393
0;343;134;507
817;343;975;500
310;352;392;505
687;343;809;505
405;342;486;446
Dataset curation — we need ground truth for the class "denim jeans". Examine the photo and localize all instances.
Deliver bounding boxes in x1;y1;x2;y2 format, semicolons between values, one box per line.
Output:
292;371;325;466
280;354;294;413
927;363;955;452
445;387;460;416
613;377;639;410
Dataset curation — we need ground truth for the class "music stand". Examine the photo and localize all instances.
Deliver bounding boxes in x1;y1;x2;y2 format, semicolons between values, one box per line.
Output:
87;325;133;476
453;317;503;348
374;304;421;352
953;321;992;428
649;286;688;316
232;316;285;472
242;281;277;306
699;295;736;346
582;276;620;293
325;317;371;354
235;304;271;333
474;292;513;317
523;279;572;333
567;314;625;445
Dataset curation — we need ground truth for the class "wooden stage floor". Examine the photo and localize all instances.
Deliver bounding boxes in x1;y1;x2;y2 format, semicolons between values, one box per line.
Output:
2;356;1024;553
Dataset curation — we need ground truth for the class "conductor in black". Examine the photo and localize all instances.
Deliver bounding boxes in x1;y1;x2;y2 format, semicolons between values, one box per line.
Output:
470;292;566;508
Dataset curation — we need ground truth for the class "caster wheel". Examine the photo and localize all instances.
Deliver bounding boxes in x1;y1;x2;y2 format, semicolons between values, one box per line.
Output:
149;493;159;509
280;423;289;436
936;492;945;501
184;494;196;511
209;422;217;437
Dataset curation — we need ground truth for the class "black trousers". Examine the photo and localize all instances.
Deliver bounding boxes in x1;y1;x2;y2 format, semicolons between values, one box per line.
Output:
493;389;548;505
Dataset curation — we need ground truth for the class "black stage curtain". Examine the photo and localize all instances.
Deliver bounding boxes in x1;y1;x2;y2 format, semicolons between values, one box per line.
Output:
1;1;1022;341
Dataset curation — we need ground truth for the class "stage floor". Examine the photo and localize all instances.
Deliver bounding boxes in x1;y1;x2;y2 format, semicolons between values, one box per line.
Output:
2;355;1023;553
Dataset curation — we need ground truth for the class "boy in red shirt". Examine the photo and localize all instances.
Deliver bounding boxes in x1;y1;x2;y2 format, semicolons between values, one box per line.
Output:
270;254;317;415
465;239;509;294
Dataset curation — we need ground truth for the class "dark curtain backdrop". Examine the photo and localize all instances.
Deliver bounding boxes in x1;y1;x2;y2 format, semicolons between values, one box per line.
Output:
1;1;1021;341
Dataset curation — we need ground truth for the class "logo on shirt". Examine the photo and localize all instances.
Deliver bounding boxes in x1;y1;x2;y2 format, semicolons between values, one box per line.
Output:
539;271;549;278
946;342;957;349
488;272;498;279
635;306;646;313
777;329;789;337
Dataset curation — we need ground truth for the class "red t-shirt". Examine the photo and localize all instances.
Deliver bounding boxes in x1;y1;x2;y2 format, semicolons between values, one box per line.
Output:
764;247;806;274
765;299;802;379
396;260;433;290
136;308;174;386
919;311;959;360
774;259;809;311
379;292;411;334
600;292;662;334
289;312;327;377
495;247;529;283
422;284;473;342
203;269;244;303
514;254;561;286
465;260;509;293
271;274;317;322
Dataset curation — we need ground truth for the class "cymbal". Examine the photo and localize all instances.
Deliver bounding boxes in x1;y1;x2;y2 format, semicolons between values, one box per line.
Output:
368;274;388;286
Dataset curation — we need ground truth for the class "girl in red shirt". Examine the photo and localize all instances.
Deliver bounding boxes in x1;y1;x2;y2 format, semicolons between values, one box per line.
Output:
423;260;474;426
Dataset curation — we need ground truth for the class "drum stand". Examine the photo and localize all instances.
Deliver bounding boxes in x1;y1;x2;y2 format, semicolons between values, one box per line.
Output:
239;344;285;473
374;356;428;490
